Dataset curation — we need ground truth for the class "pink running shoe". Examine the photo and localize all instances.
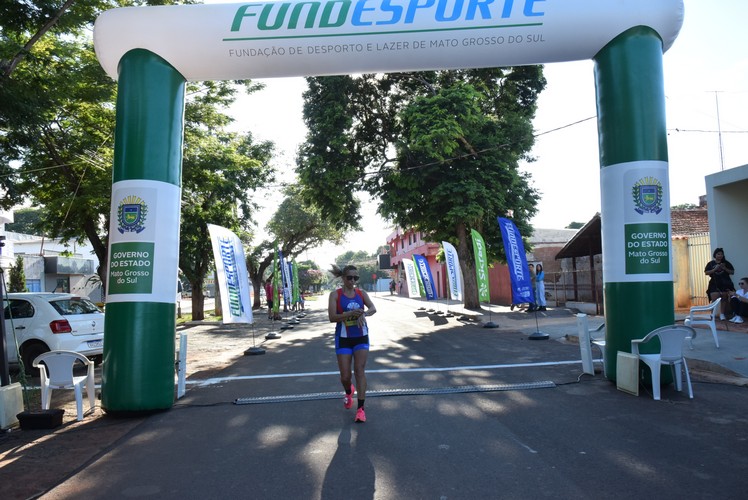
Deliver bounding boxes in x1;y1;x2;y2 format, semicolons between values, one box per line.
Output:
355;407;366;423
343;385;355;409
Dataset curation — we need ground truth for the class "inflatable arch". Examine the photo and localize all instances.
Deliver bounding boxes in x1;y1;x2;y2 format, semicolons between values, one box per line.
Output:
93;0;684;412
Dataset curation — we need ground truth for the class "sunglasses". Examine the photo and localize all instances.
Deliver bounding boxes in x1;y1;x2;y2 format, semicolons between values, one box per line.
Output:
346;275;360;281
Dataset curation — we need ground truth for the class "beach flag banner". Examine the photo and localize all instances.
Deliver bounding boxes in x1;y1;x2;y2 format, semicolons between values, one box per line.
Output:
402;258;422;298
413;254;438;301
207;224;252;324
292;261;300;304
272;247;280;314
498;217;534;304
442;241;463;302
470;229;490;302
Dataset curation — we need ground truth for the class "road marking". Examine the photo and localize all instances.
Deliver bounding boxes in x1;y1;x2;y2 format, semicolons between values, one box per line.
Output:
186;359;589;387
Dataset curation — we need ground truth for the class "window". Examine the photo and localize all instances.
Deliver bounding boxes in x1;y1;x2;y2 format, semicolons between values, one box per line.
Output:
4;300;35;319
26;279;42;292
51;297;101;315
55;277;70;293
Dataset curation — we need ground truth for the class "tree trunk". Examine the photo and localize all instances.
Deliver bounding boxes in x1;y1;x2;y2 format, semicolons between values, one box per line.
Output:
83;218;108;298
213;270;222;317
456;222;481;310
191;279;205;320
252;279;263;309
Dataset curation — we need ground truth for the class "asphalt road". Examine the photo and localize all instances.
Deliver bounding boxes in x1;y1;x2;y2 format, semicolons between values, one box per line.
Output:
37;295;748;498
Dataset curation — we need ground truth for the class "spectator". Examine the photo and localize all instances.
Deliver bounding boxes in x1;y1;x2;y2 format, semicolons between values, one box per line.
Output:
705;248;735;320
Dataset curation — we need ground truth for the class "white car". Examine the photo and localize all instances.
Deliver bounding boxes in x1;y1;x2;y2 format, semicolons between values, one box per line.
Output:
3;293;104;373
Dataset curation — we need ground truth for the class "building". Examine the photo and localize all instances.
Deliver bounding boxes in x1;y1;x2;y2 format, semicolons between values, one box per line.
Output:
386;228;442;297
385;226;577;304
0;212;102;301
555;201;712;314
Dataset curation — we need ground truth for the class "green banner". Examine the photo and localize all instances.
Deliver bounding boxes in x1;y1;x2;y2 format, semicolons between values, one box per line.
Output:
625;222;669;274
108;242;155;294
471;229;490;302
292;261;300;303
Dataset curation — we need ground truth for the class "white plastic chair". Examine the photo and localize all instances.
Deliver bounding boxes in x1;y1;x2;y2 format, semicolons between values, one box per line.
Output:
33;350;96;421
631;325;695;401
684;297;721;349
577;313;606;375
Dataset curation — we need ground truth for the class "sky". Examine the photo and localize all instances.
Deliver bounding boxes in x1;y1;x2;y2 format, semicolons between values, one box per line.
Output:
225;0;748;270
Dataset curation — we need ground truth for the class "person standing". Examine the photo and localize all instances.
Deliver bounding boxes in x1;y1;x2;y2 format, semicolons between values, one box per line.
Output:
705;248;735;320
526;264;537;313
729;278;748;324
328;264;377;423
264;278;274;320
535;263;547;311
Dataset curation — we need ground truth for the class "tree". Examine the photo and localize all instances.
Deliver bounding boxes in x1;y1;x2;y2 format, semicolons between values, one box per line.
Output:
1;34;116;287
296;260;324;292
1;4;275;312
298;69;546;309
566;222;585;229
246;186;346;308
8;255;26;292
179;82;275;320
1;1;180;291
331;250;383;290
5;207;42;234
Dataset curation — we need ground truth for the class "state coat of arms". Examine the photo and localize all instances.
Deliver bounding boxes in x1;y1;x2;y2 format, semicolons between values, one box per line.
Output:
117;195;148;233
632;177;663;215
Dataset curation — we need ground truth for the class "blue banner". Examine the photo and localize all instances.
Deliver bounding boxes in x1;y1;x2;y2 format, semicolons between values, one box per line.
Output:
498;217;534;304
413;254;438;301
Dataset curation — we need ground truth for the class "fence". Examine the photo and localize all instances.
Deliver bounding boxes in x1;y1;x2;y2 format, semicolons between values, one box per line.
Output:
544;270;604;313
548;233;714;313
687;232;711;306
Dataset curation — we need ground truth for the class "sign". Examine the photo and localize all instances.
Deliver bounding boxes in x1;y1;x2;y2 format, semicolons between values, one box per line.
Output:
208;224;253;324
601;160;672;282
442;241;463;302
94;1;683;81
497;217;533;304
413;254;438;301
471;229;490;302
106;180;180;303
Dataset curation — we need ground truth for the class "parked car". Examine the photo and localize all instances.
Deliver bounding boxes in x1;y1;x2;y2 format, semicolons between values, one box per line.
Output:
3;293;104;374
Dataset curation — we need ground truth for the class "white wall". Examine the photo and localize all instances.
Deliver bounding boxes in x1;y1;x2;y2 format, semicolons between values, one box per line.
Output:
706;164;748;279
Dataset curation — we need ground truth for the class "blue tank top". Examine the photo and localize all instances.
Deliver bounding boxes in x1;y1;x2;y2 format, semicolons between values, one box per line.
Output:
335;288;368;338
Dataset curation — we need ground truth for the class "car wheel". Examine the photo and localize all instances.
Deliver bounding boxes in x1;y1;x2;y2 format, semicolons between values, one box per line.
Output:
21;342;50;376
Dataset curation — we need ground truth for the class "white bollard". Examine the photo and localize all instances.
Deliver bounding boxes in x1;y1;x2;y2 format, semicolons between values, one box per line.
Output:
177;333;187;399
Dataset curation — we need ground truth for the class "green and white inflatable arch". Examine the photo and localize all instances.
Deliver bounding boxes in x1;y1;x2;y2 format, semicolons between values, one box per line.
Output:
93;0;684;412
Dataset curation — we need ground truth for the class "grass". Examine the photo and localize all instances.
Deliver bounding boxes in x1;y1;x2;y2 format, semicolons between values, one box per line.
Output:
176;311;222;324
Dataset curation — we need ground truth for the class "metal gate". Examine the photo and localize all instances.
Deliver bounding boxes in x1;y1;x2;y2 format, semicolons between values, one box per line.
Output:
687;232;711;306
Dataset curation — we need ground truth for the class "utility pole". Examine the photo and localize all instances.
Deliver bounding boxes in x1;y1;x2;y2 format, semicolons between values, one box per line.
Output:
0;236;9;386
714;91;725;171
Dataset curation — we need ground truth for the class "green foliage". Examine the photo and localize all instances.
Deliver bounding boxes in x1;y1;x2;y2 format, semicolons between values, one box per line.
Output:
566;221;585;229
246;187;347;308
335;250;374;265
1;3;273;313
298;68;546;308
0;1;185;287
671;203;699;210
179;82;275;319
9;255;27;292
5;207;42;234
297;261;324;291
296;76;362;232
